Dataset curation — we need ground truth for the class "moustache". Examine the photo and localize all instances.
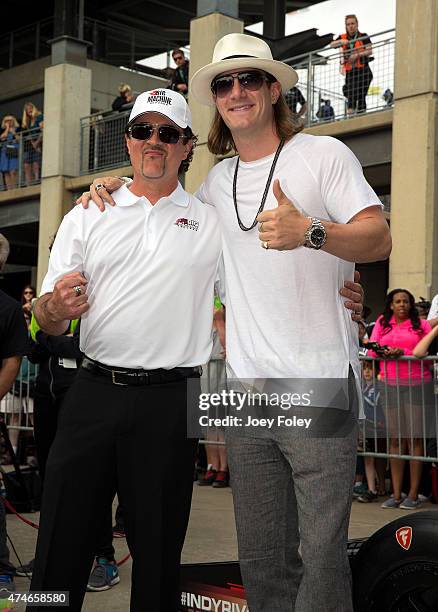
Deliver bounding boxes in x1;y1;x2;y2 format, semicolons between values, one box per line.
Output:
142;146;167;156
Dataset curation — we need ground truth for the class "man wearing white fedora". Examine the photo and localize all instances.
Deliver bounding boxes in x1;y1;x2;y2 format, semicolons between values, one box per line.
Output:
79;33;390;612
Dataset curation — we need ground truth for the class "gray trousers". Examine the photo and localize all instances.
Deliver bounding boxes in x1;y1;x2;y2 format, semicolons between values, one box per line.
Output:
226;377;358;612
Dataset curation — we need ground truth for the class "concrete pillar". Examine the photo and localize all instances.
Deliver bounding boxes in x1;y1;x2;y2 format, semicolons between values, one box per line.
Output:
185;11;243;194
389;0;438;298
37;56;91;290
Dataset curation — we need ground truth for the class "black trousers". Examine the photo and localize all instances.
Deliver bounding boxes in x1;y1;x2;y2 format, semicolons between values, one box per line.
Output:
0;496;15;577
343;67;373;111
33;391;115;561
27;368;198;612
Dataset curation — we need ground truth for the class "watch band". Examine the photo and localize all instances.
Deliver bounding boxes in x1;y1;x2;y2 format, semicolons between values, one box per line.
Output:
304;217;327;250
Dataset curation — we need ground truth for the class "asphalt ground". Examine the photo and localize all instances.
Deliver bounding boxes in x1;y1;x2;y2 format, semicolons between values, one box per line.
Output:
5;485;436;611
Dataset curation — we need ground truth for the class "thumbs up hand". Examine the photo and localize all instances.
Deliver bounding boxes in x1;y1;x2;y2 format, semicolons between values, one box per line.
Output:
257;179;310;251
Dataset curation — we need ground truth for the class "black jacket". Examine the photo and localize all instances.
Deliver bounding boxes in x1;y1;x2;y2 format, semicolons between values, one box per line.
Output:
28;323;83;400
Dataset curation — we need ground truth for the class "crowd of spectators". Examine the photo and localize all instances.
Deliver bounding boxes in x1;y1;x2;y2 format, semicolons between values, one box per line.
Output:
0;102;43;191
2;253;438;595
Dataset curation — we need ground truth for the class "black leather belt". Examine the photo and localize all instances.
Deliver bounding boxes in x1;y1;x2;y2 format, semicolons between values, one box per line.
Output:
82;356;201;387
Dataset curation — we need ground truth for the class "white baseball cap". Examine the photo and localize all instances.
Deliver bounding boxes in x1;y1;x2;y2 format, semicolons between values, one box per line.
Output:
128;88;192;129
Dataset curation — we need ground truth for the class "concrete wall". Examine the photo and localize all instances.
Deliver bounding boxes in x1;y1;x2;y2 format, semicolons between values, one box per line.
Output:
0;58;50;104
389;0;438;298
185;12;243;194
0;57;166;118
88;60;166;112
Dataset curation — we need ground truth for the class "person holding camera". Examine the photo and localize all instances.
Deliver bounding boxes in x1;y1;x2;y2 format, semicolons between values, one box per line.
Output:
369;289;432;509
0;115;20;190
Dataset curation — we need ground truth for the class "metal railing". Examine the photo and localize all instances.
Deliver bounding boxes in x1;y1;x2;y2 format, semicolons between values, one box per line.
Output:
0;18;53;70
287;29;395;126
199;355;438;463
0;358;37;433
0;17;180;72
80;110;130;175
358;355;438;463
0;127;43;191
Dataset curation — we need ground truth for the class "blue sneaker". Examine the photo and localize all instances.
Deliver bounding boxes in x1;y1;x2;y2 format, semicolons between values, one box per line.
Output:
0;574;15;597
86;558;120;592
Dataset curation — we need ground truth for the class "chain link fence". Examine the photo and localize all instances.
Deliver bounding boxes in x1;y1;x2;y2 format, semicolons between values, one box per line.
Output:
80;110;130;175
287;29;395;126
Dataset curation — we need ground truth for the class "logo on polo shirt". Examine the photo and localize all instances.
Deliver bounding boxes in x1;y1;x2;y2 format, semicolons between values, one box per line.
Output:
174;217;199;231
147;90;172;106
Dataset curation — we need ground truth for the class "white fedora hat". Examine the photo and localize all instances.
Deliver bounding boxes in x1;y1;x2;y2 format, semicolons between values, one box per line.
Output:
190;33;298;106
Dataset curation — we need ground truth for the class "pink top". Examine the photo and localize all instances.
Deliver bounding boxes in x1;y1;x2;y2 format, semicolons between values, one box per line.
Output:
369;315;432;384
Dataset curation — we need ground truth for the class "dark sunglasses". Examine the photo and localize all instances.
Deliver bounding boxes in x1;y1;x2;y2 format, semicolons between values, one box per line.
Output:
127;123;185;145
173;55;184;61
211;70;273;98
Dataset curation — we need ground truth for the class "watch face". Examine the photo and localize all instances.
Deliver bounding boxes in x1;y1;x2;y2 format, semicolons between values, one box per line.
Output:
311;227;326;247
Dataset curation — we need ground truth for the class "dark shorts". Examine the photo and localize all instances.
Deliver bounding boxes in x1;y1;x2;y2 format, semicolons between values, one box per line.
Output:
380;382;435;438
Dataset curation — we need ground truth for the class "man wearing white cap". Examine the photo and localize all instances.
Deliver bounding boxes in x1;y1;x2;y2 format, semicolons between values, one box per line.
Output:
78;34;389;611
28;90;222;612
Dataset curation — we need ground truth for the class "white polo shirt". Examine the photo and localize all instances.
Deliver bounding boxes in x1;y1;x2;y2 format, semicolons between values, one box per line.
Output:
41;183;222;369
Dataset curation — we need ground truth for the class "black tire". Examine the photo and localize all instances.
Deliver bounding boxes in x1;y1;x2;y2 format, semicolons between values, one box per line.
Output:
352;511;438;612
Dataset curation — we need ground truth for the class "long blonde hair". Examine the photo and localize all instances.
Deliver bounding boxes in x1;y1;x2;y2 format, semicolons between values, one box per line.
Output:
22;102;41;129
207;89;303;156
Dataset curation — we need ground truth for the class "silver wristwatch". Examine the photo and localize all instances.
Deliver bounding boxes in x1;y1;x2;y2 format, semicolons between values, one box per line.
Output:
304;217;327;250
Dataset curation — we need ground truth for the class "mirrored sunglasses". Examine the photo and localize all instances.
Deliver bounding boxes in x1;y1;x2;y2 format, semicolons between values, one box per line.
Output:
211;70;273;98
127;123;185;145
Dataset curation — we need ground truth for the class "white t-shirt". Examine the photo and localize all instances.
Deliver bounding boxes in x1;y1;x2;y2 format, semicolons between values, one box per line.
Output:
428;295;438;320
196;132;382;410
41;183;222;369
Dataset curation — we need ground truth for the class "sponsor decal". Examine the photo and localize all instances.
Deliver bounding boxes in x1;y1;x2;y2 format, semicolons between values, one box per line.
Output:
395;526;412;551
181;592;248;611
175;217;199;232
147;89;172;106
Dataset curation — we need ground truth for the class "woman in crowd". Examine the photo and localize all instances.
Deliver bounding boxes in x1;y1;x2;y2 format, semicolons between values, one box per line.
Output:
369;289;432;509
21;102;44;185
21;285;36;316
0;115;20;190
331;14;373;115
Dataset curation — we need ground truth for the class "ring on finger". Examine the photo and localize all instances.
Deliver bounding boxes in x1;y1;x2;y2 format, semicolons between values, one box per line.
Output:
259;222;264;233
73;285;82;297
262;241;269;250
95;183;104;193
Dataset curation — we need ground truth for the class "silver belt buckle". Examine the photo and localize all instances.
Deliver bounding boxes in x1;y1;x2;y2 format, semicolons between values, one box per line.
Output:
111;369;128;386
